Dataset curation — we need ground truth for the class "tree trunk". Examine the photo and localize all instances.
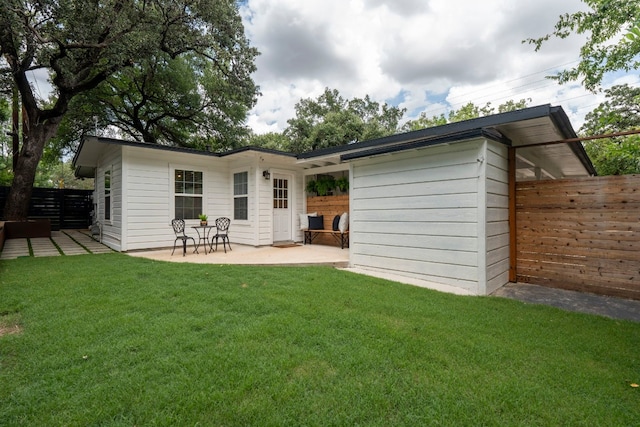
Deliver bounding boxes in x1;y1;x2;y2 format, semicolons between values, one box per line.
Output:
4;120;61;221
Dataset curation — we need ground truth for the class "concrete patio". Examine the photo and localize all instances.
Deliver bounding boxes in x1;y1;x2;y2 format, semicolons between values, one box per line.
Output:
127;242;350;267
0;229;349;266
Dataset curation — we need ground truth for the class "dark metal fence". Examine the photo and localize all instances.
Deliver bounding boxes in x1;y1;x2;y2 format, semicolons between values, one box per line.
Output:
0;186;94;231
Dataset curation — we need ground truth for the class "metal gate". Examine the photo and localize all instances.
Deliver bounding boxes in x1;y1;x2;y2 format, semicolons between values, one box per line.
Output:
0;187;93;230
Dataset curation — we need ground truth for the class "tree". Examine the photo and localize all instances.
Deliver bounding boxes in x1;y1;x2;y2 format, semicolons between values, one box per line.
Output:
247;132;291;151
580;83;640;175
526;0;640;91
53;53;257;154
581;84;640;135
0;0;258;220
33;160;94;190
285;88;406;153
0;95;11;185
582;137;640;175
401;99;530;132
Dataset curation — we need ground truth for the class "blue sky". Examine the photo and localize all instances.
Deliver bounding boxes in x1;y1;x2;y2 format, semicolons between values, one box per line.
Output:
238;0;639;134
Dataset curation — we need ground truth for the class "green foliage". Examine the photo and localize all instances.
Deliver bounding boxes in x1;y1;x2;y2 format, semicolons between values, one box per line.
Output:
0;97;9;123
0;0;259;217
0;154;95;189
31;160;94;189
580;83;640;175
335;176;349;192
497;98;531;113
248;132;292;151
315;175;336;196
53;52;258;153
0;155;13;186
0;255;639;425
0;97;14;185
526;0;640;91
627;21;640;42
305;179;318;195
402;99;530;132
584;136;640;175
581;84;640;135
285;88;406;153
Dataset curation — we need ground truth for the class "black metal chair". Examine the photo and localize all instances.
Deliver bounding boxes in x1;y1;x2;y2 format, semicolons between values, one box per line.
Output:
171;218;197;256
211;217;232;253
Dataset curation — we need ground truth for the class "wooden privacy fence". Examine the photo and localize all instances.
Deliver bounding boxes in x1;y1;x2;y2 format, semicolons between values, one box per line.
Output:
306;195;349;247
516;175;640;300
0;186;93;231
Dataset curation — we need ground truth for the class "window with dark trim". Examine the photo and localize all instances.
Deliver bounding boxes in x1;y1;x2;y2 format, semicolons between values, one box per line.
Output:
174;169;203;220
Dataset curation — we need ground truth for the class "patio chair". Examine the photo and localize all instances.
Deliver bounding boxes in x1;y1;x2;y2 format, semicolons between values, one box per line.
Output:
211;217;232;253
171;218;197;256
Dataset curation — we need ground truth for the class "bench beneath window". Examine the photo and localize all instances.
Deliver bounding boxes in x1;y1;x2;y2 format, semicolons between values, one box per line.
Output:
304;229;349;249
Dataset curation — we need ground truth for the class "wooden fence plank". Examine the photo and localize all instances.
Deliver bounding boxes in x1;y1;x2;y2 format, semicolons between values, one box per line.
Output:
306;195;349;247
516;175;640;300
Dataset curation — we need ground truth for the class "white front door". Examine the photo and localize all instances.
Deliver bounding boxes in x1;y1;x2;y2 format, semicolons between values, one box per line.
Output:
273;174;291;242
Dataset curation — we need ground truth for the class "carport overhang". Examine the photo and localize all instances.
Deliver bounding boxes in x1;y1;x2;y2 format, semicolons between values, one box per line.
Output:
493;108;596;180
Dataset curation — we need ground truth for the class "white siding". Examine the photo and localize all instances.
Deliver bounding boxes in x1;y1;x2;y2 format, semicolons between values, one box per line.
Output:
97;146;123;251
350;140;485;293
224;158;304;247
257;169;303;245
227;158;259;246
88;142;304;250
256;167;273;246
121;146;229;251
351;138;511;295
484;141;510;294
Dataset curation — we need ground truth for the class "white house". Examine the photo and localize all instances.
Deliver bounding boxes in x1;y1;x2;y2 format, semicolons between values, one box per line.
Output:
73;141;306;251
73;104;595;295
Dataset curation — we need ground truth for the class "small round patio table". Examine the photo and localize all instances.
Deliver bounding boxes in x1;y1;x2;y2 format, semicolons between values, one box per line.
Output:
191;225;215;254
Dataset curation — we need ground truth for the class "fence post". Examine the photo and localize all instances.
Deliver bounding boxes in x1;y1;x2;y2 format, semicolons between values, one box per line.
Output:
508;147;517;283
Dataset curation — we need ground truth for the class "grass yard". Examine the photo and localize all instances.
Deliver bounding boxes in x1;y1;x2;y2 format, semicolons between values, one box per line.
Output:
1;253;639;426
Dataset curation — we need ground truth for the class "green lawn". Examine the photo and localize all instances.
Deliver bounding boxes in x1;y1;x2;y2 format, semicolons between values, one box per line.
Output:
1;253;639;426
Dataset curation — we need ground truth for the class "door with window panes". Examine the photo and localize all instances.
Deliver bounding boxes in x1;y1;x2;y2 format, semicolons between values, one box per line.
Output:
272;174;291;242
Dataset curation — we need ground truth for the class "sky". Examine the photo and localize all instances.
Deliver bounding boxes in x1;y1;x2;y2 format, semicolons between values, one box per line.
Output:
238;0;639;135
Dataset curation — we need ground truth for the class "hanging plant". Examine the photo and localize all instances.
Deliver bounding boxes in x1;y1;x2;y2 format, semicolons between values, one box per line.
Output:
336;176;349;193
316;175;335;196
306;179;318;195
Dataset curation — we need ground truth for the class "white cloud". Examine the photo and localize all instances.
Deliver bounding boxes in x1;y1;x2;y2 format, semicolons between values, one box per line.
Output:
240;0;639;134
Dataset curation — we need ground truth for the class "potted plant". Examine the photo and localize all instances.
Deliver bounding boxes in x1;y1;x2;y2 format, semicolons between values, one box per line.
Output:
198;214;208;226
336;176;349;193
316;175;336;196
306;179;318;196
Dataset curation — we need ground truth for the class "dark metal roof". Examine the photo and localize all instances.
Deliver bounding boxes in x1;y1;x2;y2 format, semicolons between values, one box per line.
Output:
72;136;296;177
297;104;557;160
73;104;597;179
298;104;596;177
73;136;295;163
219;145;297;158
72;136;218;165
341;129;509;161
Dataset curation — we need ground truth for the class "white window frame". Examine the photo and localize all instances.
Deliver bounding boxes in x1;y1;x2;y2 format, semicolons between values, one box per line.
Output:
104;169;112;223
233;170;249;221
172;168;204;220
